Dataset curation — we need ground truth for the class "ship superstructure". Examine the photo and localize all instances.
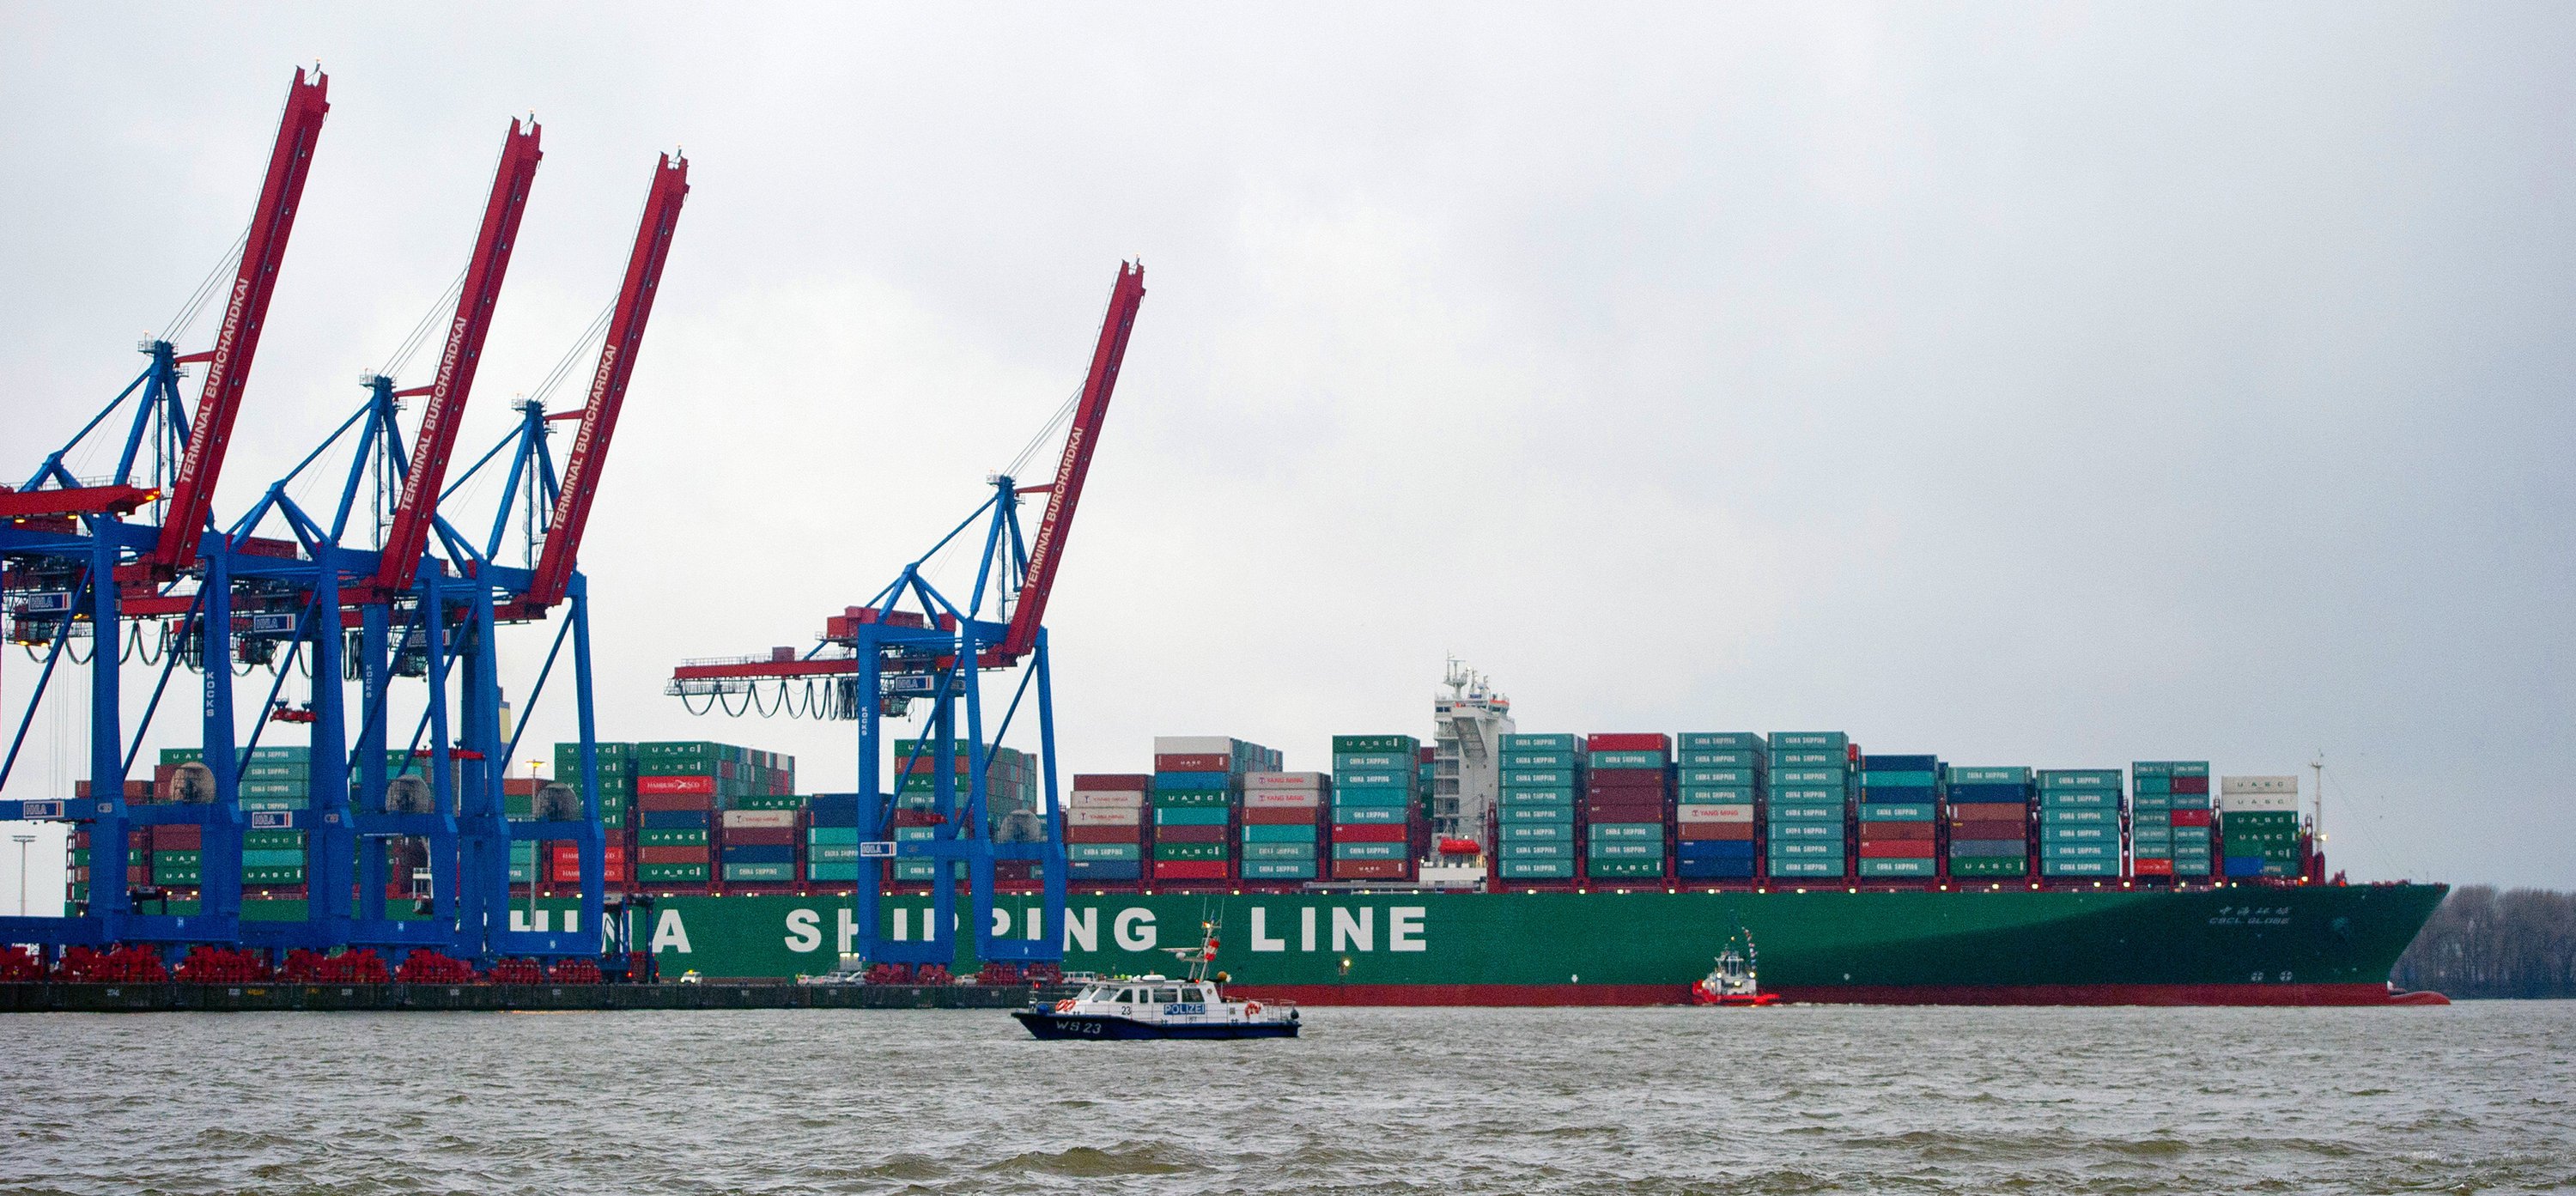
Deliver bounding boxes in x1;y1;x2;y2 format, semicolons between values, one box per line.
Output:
1431;659;1513;852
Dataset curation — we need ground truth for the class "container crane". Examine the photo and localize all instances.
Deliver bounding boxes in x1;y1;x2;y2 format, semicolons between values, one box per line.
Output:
2;72;682;980
665;261;1145;978
519;152;691;612
0;68;331;956
368;118;543;597
150;68;331;576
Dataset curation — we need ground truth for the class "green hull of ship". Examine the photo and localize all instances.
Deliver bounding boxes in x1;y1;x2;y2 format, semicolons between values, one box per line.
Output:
416;883;2443;1005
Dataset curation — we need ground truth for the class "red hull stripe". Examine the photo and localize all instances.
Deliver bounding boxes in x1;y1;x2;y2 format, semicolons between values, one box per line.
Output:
1230;982;2448;1007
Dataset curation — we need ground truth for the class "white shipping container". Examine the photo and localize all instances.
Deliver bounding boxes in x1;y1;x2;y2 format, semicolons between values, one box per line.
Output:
2220;775;2299;795
1243;790;1322;809
1068;790;1147;808
1243;771;1327;791
1066;807;1143;826
1677;803;1755;823
2217;792;2300;813
720;810;797;829
1153;736;1235;756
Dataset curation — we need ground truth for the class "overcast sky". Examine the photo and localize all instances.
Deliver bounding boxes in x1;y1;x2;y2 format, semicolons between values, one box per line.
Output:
2;4;2569;902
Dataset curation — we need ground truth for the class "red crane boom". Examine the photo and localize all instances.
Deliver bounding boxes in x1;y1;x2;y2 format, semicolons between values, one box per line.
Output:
369;118;544;593
151;67;331;573
997;261;1145;662
523;152;690;609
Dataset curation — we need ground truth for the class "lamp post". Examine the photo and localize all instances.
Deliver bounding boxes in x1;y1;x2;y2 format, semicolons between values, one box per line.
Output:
11;834;34;916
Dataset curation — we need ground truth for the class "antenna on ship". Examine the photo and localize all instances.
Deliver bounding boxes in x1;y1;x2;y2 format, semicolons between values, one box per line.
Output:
2310;753;2326;878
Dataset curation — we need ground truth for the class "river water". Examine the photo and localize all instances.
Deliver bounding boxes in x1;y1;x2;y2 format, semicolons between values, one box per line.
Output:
3;1001;2570;1194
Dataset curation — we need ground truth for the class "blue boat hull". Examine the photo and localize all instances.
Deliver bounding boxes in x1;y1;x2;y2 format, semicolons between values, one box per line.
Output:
1012;1011;1299;1040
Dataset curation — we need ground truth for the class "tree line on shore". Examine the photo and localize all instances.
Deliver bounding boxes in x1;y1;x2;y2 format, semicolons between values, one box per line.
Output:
2391;886;2576;999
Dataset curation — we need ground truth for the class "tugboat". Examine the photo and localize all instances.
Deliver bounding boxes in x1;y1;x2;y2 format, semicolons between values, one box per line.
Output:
1689;928;1780;1007
1014;918;1300;1040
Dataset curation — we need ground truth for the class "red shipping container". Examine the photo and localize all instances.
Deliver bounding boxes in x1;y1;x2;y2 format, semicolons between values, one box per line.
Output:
2132;857;2176;876
1154;754;1230;773
552;862;629;883
1071;774;1151;792
1859;840;1935;859
1332;860;1409;880
1947;803;2026;823
1678;823;1755;841
722;827;795;847
1156;824;1227;844
503;778;540;797
2171;775;2208;795
891;810;947;827
1065;824;1141;843
550;842;628;863
638;792;714;812
1332;823;1407;843
1859;822;1934;841
1583;799;1666;821
1242;807;1318;825
638;775;715;797
1153;860;1229;880
638;845;711;865
157;824;204;849
1586;768;1668;790
1585;732;1672;752
1950;822;2026;842
2172;808;2213;827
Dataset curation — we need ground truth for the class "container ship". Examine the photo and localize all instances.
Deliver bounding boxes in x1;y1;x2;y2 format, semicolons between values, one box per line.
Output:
70;665;2445;1005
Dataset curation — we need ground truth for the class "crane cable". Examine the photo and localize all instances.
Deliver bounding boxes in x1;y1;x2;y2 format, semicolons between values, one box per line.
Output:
161;225;252;345
380;269;470;381
1001;383;1084;481
525;302;615;408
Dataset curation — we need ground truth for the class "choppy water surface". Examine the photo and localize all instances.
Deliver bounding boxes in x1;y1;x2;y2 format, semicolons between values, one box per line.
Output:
3;1001;2572;1194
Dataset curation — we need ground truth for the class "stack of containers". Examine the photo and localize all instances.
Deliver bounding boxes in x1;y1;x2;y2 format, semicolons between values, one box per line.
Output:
162;745;312;888
152;823;203;888
1675;733;1763;881
1857;755;1941;879
1584;734;1671;882
1151;737;1277;884
2038;769;2123;877
720;802;799;884
887;739;1030;883
1330;735;1419;882
1415;746;1439;859
67;827;151;902
1765;732;1852;881
635;742;723;887
1946;768;2032;879
2126;761;2208;880
1495;734;1583;883
2169;768;2214;877
2218;775;2300;877
805;793;862;885
550;741;636;829
1240;771;1327;882
1065;774;1149;886
547;839;631;886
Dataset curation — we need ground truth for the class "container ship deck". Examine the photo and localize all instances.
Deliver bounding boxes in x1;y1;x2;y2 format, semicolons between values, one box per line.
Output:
66;667;2450;1006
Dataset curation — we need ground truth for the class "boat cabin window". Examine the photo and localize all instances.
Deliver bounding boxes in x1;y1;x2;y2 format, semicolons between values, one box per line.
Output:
1155;987;1181;1004
1115;988;1136;1004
